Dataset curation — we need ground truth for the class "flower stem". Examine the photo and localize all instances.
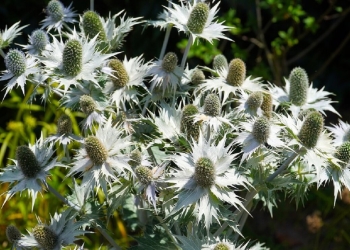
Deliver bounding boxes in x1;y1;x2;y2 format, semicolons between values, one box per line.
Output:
0;49;5;58
159;24;173;60
90;0;94;11
180;35;193;69
266;151;298;182
47;183;122;250
156;216;181;249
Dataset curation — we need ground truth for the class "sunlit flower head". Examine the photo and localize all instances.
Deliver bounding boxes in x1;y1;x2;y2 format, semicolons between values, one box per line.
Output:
67;117;132;196
167;133;249;230
326;120;350;147
0;49;39;98
165;1;232;44
0;21;28;49
0;135;57;210
41;0;77;33
234;90;264;117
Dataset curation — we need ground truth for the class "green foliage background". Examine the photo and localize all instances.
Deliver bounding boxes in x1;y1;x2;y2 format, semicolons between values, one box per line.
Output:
0;0;349;249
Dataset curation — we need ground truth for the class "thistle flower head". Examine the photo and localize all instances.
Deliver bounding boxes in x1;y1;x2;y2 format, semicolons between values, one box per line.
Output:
213;54;228;71
84;136;108;166
204;93;221;117
226;58;246;86
6;225;21;243
161;52;178;73
56;114;72;135
129;149;142;167
33;224;59;250
30;29;49;53
62;39;83;77
190;68;205;85
288;67;309;106
335;142;350;168
252;116;270;144
186;2;209;34
108;58;129;88
135;165;153;185
261;92;273;119
16;145;41;178
246;91;263;113
5;49;26;76
82;10;106;41
298;111;324;149
181;104;200;141
194;157;215;188
46;0;65;22
213;243;230;250
79;95;97;115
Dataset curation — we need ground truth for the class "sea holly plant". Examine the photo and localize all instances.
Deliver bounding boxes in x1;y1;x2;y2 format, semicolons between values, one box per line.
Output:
0;0;347;249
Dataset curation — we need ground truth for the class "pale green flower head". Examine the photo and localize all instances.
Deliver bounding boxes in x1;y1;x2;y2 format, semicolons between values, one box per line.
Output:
190;68;205;85
213;54;228;71
298;111;324;149
5;49;26;77
135;166;153;185
186;2;210;34
246;91;263;114
63;39;83;77
335;142;350;168
129;148;142;168
109;58;130;88
162;52;178;73
289;67;309;106
252;116;270;144
84;136;108;166
82;10;107;41
33;225;59;250
204;93;221;117
56;114;72;136
226;58;246;87
181;104;201;141
23;29;49;55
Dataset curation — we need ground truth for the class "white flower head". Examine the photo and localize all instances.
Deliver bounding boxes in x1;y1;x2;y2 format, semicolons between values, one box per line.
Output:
165;0;232;44
167;133;249;230
234;116;284;163
234;90;264;117
0;21;28;49
18;209;86;250
326;120;350;147
40;29;118;92
67;117;132;196
21;29;50;55
0;135;57;210
41;0;77;33
0;49;39;99
103;55;150;110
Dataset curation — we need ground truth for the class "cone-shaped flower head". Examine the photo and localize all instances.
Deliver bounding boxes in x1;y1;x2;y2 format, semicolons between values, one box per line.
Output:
62;39;83;77
288;67;309;106
56;114;72;135
181;104;201;141
335;142;350;168
213;54;228;71
213;243;230;250
79;95;97;115
129;148;142;168
194;157;215;188
261;92;273;119
161;52;178;73
84;136;108;166
82;11;106;41
246;91;263;113
186;3;209;34
5;49;26;77
252;116;270;144
226;58;246;86
204;93;221;117
298;111;324;149
191;68;205;85
46;0;64;22
135;166;153;185
108;58;129;88
33;225;59;250
16;145;41;178
30;29;49;53
6;225;21;243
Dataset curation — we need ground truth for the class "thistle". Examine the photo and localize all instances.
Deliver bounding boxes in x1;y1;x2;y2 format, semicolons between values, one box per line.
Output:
85;136;108;166
62;39;83;76
33;225;59;250
190;69;205;85
181;104;201;141
6;225;21;243
109;58;129;88
204;93;221;117
252;116;270;144
129;148;142;167
298;111;324;149
56;114;72;135
194;157;215;188
82;11;107;41
79;95;97;115
161;52;178;73
214;243;230;250
135;166;153;185
246;91;263;113
289;67;309;106
261;92;273;119
186;3;209;34
335;142;350;167
213;54;228;71
16;145;41;178
46;0;64;22
226;58;246;86
5;49;26;76
30;29;49;53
